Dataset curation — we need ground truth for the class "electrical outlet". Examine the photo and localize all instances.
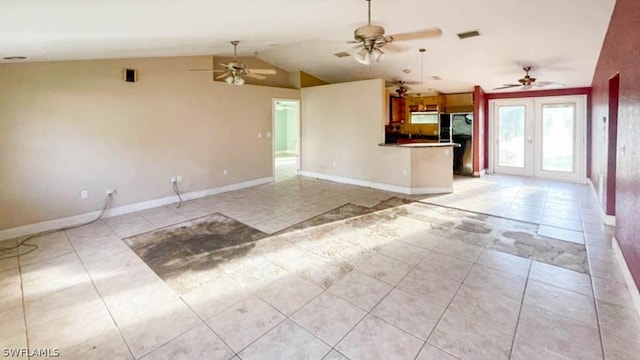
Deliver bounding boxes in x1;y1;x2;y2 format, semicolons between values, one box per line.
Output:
171;176;177;183
80;190;88;199
258;132;262;138
223;169;228;175
402;170;408;177
106;187;116;195
332;160;336;167
176;175;182;182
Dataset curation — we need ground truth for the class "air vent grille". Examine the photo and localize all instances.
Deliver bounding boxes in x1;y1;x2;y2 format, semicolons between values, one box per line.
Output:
334;52;351;58
457;30;480;39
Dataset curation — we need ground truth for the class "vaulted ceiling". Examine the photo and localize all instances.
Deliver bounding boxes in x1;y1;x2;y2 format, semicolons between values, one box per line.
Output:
0;0;615;94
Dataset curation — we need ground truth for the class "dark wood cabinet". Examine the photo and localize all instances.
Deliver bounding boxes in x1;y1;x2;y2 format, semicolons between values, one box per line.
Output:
390;97;406;123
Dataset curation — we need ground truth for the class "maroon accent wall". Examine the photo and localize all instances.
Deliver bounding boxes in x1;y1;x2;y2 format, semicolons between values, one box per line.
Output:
472;86;486;175
482;87;592;174
592;0;640;288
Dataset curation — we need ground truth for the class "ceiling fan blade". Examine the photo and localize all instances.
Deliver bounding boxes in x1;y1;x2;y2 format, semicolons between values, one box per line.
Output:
492;84;521;90
245;73;267;80
215;72;230;80
247;69;276;75
383;43;406;53
388;27;442;42
189;69;225;72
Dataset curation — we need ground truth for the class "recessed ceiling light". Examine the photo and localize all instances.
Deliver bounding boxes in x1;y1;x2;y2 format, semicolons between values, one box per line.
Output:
402;69;411;73
3;56;27;60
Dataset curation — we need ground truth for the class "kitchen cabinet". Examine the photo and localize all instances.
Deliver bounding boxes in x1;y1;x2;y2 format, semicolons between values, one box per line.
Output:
390;96;406;123
444;92;473;113
406;95;446;113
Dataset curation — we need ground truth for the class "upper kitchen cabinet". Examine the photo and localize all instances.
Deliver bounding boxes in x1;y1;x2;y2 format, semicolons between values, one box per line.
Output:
406;95;446;113
444;92;474;113
390;96;406;123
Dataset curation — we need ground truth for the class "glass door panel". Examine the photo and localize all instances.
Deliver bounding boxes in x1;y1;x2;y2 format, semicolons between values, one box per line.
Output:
541;103;575;172
498;106;526;168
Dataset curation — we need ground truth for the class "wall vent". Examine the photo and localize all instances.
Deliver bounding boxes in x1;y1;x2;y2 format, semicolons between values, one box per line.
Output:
457;30;480;39
334;52;351;58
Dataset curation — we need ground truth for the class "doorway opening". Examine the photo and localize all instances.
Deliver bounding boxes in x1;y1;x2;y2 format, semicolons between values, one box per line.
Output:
272;99;300;181
488;95;587;183
606;73;619;216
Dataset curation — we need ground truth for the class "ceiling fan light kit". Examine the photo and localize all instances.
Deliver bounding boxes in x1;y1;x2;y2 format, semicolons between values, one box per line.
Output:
225;74;245;85
189;40;276;85
355;47;384;65
350;0;442;65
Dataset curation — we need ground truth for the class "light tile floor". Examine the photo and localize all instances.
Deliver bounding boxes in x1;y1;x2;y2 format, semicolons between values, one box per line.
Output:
0;174;638;360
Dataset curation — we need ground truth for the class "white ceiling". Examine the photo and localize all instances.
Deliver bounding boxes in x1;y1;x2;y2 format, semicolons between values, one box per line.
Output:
0;0;615;94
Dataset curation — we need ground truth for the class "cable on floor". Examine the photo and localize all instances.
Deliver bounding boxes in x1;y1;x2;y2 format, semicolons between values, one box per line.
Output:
173;181;184;208
0;192;114;261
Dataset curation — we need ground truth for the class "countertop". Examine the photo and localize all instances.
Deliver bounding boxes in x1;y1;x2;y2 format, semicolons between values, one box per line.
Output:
378;143;461;148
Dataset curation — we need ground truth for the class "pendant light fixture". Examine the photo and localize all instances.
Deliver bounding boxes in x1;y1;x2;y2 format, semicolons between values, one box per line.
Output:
419;48;426;93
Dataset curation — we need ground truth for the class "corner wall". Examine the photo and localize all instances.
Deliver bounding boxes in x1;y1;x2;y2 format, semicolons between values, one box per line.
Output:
0;56;299;230
591;0;640;288
300;79;410;189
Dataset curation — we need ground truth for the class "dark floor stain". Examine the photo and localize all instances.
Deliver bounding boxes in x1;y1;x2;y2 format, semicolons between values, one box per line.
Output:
126;213;265;281
125;197;413;290
277;197;414;234
455;220;492;234
493;230;588;273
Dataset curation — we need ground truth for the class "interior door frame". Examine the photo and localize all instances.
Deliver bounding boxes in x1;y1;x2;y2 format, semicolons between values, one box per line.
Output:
488;95;587;183
271;98;301;180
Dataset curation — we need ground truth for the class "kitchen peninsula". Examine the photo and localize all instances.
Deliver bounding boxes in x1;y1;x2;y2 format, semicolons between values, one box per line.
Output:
378;142;460;194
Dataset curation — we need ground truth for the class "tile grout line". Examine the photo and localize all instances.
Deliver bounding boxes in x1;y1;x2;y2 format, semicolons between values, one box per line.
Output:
322;255;422;360
588;255;608;360
178;297;242;360
410;251;476;360
16;246;31;360
64;230;136;360
506;259;534;360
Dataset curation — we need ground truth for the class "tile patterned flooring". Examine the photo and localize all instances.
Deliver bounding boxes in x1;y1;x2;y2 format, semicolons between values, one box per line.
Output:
0;175;638;359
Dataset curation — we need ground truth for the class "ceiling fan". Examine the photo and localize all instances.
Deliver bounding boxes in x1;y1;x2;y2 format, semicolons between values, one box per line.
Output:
349;0;442;65
493;66;565;90
387;80;420;97
189;41;277;85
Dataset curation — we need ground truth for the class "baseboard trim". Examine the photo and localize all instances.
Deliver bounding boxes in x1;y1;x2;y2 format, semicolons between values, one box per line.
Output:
586;178;607;224
0;177;273;241
299;171;452;195
612;237;640;318
604;215;616;226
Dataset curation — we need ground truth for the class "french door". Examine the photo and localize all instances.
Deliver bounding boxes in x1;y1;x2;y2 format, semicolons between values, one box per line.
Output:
489;95;586;183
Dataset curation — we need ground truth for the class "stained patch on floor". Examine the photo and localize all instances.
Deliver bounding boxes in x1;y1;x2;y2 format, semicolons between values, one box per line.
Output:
125;196;589;295
279;197;414;234
125;213;265;289
125;197;414;292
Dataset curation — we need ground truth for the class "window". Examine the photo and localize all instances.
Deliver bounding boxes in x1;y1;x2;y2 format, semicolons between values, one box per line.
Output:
410;113;438;124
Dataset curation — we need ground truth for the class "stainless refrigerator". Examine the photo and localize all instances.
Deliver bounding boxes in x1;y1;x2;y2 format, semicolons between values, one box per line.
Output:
451;113;473;175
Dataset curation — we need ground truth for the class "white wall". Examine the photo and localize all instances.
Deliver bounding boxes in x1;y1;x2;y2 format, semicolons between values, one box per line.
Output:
0;56;299;230
300;79;410;188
